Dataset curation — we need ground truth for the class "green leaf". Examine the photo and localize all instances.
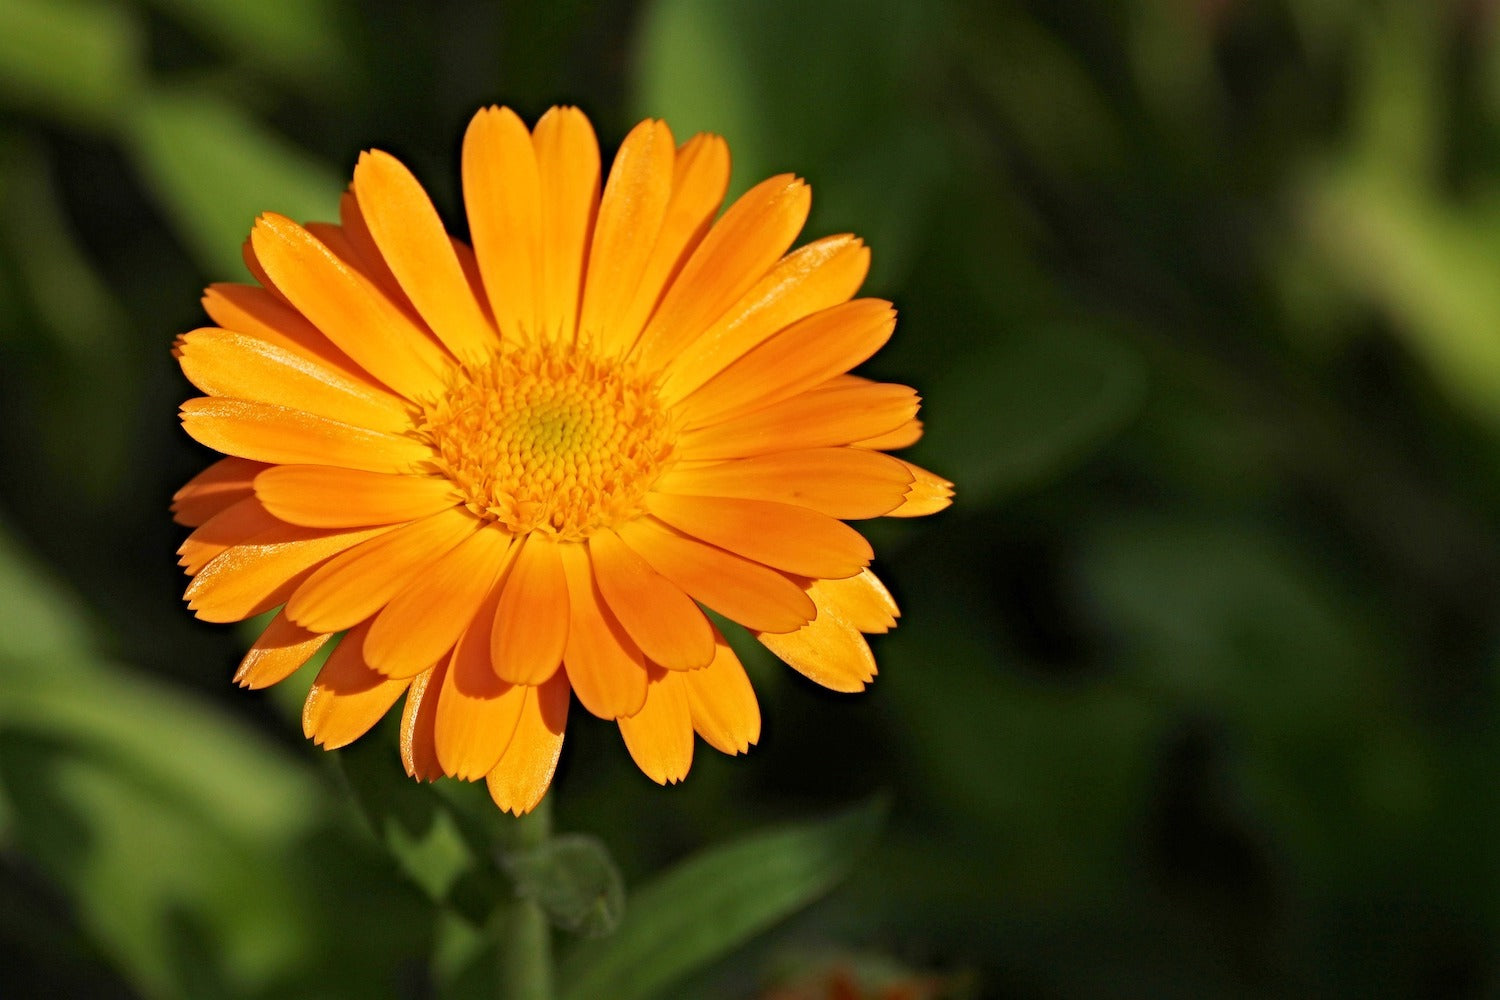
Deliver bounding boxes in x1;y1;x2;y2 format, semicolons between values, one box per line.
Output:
0;0;143;127
335;734;504;924
503;833;625;938
558;798;887;1000
918;322;1146;506
141;0;348;85
632;0;767;195
124;88;344;277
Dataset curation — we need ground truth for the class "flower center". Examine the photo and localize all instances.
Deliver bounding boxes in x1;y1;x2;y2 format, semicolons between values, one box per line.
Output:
417;345;674;538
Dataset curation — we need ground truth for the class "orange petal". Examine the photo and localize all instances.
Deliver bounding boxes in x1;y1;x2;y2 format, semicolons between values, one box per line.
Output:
185;510;389;623
486;671;570;815
612;132;731;354
815;568;899;633
365;525;512;678
172;457;267;527
250;213;449;401
655;447;913;520
234;610;333;689
757;603;877;694
677;299;895;426
400;659;446;781
177;328;411;432
659;236;870;404
450;236;497;329
434;584;527;780
303;220;419;319
462;106;543;343
632;174;811;374
852;416;923;451
352;150;496;363
684;632;761;755
645;493;872;579
588;528;715;670
201;282;364;381
254;466;459;528
678;380;919;461
178;495;274;576
580;118;675;356
302;622;411;749
490;533;569;684
180;397;430;474
531;106;600;345
285;508;480;633
618;667;694;785
885;460;954;517
615;517;813;633
558;542;648;719
756;575;882;692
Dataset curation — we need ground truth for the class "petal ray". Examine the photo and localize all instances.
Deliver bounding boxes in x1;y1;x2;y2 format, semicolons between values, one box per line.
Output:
254;466;460;528
645;493;872;579
435;589;527;781
676;299;895;426
172;457;267;527
486;672;570;815
463;106;543;342
658;235;870;404
618;667;694;785
531;107;601;345
558;542;649;719
588;528;715;670
365;525;512;677
678;380;919;460
250;213;449;401
286;508;480;633
180;397;430;473
684;632;761;755
616;517;813;633
655;447;913;520
632;174;810;374
234;610;333;690
490;532;570;685
302;622;411;749
580;118;675;356
353;150;496;363
177;328;412;432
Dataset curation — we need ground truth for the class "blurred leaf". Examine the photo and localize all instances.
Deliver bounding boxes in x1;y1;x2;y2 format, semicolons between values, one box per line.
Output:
1077;514;1432;878
503;833;625;938
634;0;948;286
960;9;1127;179
0;656;326;998
0;0;142;127
124;89;343;277
558;798;886;1000
918;322;1146;506
142;0;348;85
0;142;134;501
1304;169;1500;430
632;0;768;191
336;734;503;924
0;515;94;663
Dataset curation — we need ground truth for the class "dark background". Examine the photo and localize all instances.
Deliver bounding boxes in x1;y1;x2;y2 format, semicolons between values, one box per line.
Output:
0;0;1497;997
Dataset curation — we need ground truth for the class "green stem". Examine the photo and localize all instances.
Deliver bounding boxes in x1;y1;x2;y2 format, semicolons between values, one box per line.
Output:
496;796;554;1000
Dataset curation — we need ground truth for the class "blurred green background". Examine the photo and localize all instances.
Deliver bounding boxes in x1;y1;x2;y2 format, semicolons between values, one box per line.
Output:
1;0;1498;997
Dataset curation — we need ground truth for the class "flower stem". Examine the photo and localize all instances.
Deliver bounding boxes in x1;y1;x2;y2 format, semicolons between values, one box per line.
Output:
496;796;554;1000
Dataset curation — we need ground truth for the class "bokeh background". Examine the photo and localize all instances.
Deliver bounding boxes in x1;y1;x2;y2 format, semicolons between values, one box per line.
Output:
2;0;1498;997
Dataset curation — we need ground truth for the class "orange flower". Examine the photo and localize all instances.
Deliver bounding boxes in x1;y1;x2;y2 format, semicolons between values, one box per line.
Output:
173;106;950;813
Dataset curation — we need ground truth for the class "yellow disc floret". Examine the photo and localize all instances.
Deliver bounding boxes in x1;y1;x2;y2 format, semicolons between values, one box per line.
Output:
417;345;674;538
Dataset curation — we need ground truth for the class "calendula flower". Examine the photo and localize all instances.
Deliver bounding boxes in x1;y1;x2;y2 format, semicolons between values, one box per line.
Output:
173;106;950;814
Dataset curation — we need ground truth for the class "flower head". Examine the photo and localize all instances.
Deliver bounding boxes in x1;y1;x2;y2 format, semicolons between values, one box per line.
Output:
173;106;951;813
